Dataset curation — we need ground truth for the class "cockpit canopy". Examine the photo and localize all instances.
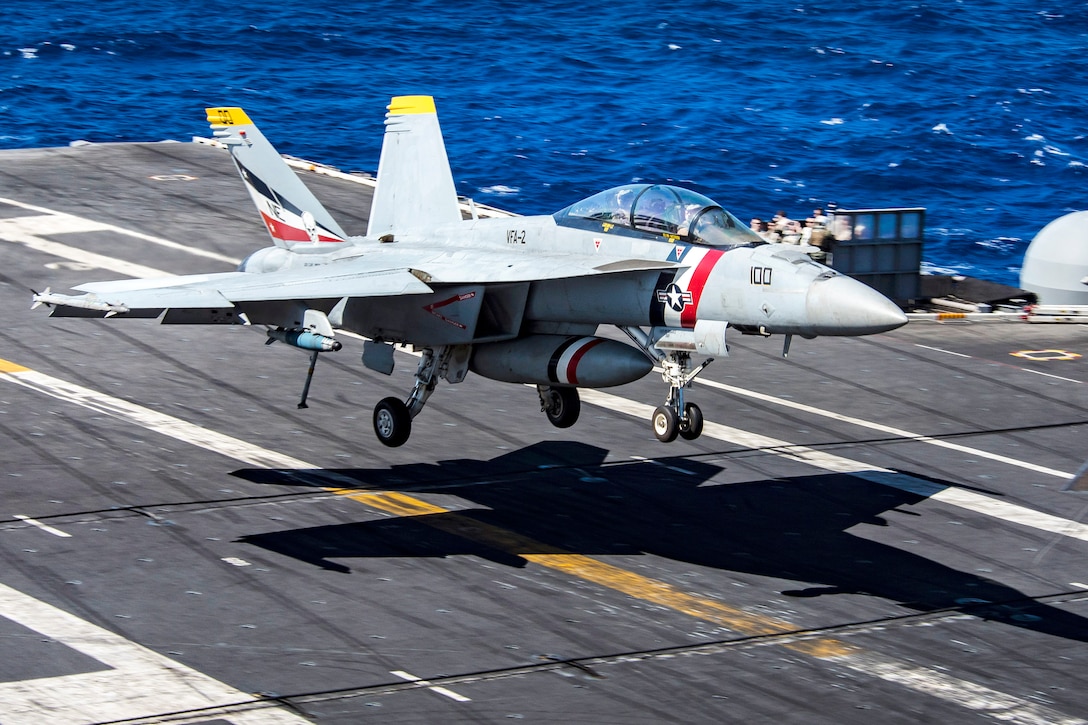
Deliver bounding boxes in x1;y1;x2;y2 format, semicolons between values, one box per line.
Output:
554;183;764;248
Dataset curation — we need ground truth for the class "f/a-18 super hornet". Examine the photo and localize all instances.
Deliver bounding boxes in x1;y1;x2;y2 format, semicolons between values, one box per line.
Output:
33;96;907;446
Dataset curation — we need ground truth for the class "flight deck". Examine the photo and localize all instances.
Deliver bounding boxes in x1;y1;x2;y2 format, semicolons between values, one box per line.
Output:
0;140;1085;724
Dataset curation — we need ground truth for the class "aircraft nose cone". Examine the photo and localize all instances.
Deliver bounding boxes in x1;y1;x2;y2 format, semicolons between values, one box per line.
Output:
806;274;908;335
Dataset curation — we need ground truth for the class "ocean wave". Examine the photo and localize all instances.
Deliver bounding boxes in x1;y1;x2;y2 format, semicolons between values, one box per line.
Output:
0;0;1082;287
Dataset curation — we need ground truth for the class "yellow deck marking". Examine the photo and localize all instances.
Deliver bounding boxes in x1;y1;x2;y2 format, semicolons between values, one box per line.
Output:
336;486;855;657
0;359;29;373
4;358;1086;723
1010;349;1082;361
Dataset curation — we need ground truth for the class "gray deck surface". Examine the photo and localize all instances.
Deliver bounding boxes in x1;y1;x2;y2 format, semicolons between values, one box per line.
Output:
0;141;1085;724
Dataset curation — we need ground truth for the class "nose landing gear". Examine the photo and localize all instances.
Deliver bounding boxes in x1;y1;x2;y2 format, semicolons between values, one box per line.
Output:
652;353;709;441
619;326;712;443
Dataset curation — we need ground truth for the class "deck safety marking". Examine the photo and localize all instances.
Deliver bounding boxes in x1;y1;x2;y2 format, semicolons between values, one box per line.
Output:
581;389;1088;543
915;343;972;359
0;196;240;266
2;364;1087;724
4;197;1088;722
390;670;471;702
1010;349;1082;362
0;582;309;725
686;374;1077;480
13;514;72;538
0;214;184;280
1023;368;1084;385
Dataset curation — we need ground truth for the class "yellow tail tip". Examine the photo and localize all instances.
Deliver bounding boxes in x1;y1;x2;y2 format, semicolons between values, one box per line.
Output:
205;107;252;126
387;95;436;115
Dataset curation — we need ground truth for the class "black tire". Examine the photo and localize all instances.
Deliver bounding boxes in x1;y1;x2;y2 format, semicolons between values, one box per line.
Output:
543;386;581;428
679;402;704;440
373;397;412;447
652;405;679;442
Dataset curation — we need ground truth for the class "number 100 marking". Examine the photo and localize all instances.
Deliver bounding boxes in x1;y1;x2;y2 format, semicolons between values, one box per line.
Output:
751;266;772;285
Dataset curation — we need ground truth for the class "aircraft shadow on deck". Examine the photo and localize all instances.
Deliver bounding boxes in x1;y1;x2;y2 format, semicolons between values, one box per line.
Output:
233;441;1088;643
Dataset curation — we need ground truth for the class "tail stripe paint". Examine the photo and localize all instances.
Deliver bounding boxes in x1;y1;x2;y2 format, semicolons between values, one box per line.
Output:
680;249;725;328
205;106;349;248
236;161;345;244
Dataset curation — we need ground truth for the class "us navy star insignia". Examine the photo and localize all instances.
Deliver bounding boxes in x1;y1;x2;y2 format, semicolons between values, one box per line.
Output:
657;283;693;311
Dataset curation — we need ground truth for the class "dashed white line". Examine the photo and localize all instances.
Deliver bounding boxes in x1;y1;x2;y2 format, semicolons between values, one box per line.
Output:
915;343;972;358
390;669;471;702
630;454;697;475
1022;368;1083;384
13;514;71;538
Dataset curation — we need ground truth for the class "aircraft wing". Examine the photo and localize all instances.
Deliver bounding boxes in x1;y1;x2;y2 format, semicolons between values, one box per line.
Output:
37;265;434;318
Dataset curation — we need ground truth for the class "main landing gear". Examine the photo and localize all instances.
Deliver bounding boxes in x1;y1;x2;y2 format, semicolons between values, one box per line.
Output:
537;385;580;428
372;346;455;447
620;326;712;443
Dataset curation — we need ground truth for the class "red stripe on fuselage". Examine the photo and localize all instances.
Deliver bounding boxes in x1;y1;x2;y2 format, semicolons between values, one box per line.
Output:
261;211;343;244
680;249;725;328
565;338;605;386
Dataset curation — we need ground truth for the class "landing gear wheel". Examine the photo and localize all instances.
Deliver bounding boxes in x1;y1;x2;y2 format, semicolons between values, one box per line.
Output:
679;402;703;440
541;386;580;428
373;397;412;447
652;405;679;442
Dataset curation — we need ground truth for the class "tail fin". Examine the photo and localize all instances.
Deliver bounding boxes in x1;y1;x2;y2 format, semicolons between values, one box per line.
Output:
367;96;462;238
206;107;348;247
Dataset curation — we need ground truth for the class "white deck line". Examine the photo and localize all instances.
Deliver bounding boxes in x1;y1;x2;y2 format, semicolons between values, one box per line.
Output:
580;390;1088;543
0;197;241;265
4;187;1088;724
688;375;1076;479
12;514;72;538
1;365;1085;725
0;582;308;725
390;669;472;702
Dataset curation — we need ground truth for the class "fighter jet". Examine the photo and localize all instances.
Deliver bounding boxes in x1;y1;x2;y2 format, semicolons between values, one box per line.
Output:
33;96;907;447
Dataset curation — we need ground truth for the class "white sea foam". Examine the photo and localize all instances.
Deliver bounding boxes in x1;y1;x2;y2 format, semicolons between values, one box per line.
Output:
931;123;952;134
920;261;973;276
976;237;1022;252
60;44;76;51
18;48;38;59
821;118;844;126
479;185;519;196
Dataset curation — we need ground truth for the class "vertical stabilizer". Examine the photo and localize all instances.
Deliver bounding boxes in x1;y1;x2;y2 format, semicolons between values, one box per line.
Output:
367;96;462;238
206;107;348;247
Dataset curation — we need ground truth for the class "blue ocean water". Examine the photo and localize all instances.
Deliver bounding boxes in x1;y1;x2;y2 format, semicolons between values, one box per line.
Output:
2;1;1085;286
